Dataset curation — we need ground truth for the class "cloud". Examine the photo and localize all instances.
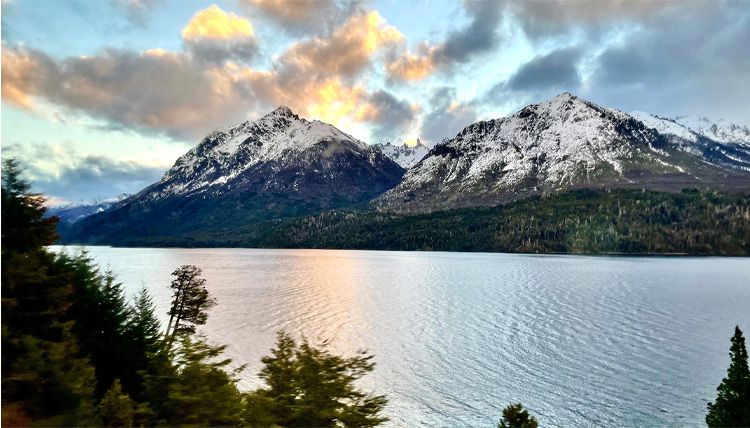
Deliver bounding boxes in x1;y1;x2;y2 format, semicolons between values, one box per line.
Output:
386;1;504;81
420;87;478;145
505;47;583;91
1;44;258;140
354;90;417;142
1;43;39;108
279;10;402;77
1;8;411;144
506;0;698;38
182;5;254;39
585;2;750;123
2;141;166;201
240;0;364;34
478;47;584;114
238;10;407;129
386;42;438;82
182;5;258;65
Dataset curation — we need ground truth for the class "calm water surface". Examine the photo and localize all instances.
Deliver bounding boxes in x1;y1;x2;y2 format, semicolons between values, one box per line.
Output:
51;247;750;427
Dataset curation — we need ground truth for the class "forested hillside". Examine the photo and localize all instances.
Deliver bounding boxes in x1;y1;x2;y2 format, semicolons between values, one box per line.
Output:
109;189;750;255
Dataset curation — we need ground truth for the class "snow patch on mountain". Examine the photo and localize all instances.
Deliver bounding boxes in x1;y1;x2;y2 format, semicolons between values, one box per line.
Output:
673;116;750;146
374;139;430;168
631;111;699;142
632;111;750;147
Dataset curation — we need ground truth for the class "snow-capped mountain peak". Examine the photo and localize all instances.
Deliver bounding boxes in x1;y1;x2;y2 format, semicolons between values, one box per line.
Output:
158;106;373;196
376;93;750;212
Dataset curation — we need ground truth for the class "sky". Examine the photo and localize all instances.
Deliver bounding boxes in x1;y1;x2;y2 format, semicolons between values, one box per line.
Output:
1;0;749;205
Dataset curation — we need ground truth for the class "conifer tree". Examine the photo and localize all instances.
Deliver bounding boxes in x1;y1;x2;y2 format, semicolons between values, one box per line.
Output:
165;265;215;342
1;159;98;425
123;287;162;400
707;326;750;427
498;403;538;428
244;331;388;427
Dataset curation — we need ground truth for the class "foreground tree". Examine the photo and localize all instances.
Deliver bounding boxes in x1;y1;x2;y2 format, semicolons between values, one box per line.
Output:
244;331;388;427
707;326;750;427
1;159;98;425
165;265;215;342
498;403;538;428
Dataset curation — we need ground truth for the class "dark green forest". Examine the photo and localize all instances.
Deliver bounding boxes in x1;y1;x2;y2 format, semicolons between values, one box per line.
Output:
108;189;750;255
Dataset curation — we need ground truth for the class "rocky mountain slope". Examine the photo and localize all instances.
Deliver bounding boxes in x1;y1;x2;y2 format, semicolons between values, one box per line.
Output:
374;139;430;168
65;107;404;244
376;93;750;212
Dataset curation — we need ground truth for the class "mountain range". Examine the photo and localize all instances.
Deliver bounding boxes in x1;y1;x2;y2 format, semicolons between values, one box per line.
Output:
61;94;750;245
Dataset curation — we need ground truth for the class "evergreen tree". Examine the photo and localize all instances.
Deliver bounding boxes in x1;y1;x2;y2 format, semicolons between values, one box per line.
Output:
123;287;162;401
498;403;538;428
165;265;216;342
65;259;132;397
707;326;750;427
1;159;98;425
244;331;388;427
1;158;59;254
99;379;136;427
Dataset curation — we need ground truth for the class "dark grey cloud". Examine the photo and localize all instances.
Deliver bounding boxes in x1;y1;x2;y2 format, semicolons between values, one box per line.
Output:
505;0;699;39
481;46;584;109
359;90;416;143
506;47;583;92
385;1;505;81
435;1;505;65
586;2;750;123
421;87;478;145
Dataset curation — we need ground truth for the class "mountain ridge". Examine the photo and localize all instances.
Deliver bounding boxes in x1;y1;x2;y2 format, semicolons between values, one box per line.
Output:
375;93;750;213
61;94;750;245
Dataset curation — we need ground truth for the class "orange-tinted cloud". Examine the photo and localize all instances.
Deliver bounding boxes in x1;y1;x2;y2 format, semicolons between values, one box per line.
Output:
1;8;412;143
386;43;439;81
182;5;254;40
281;10;403;76
0;44;260;140
1;48;36;108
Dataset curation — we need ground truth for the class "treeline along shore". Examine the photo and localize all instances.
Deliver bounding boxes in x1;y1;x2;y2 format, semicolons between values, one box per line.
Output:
62;188;750;256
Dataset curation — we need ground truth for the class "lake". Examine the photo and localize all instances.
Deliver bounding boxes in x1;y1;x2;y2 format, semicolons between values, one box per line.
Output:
50;247;750;427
